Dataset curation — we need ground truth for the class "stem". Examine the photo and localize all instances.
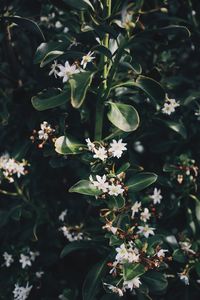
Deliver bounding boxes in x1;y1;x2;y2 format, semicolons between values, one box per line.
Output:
95;0;112;141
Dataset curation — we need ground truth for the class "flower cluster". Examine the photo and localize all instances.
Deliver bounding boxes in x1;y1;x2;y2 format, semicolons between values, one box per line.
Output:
13;282;32;300
49;51;95;81
162;97;180;115
30;121;56;148
90;174;125;197
59;225;89;242
2;249;39;269
0;154;29;183
86;138;127;161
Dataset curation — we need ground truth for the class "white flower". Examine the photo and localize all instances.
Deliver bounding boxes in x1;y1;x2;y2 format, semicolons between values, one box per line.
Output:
19;254;32;269
55;21;62;28
36;271;44;278
150;188;162;205
90;175;109;193
59;209;68;222
57;61;80;83
178;273;189;285
81;51;95;69
162;98;180;115
179;242;196;255
13;282;32;300
137;225;155;238
29;251;39;262
108;183;124;196
103;283;123;297
127;248;140;263
131;201;141;218
3;252;14;267
109;261;118;275
103;222;118;235
49;60;59;77
115;243;129;262
123;277;141;291
109;139;127;158
140;208;151;222
85;138;96;152
38;121;55;141
93;146;108;161
134;141;144;153
157;249;168;258
59;226;84;242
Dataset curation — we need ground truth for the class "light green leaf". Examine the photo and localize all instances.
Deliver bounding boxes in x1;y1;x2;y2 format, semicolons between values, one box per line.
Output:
123;263;145;281
107;102;140;132
69;180;101;196
82;257;108;300
55;136;85;155
69;71;94;108
126;172;158;192
31;88;70;111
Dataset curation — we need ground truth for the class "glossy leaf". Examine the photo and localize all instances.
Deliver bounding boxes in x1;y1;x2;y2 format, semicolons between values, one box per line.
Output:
82;257;108;300
31;88;70;111
55;136;85;155
126;172;158;192
108;195;125;210
60;240;102;258
163;120;187;139
123;263;145;281
69;180;101;196
142;271;168;293
69;71;94;108
63;0;94;10
107;102;140;132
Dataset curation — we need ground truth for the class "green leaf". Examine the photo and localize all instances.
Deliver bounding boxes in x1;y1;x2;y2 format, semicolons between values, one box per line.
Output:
123;263;145;281
31;88;70;111
82;257;108;300
195;261;200;277
116;162;131;175
34;42;67;64
173;249;187;263
107;102;140;132
63;0;94;10
112;76;165;103
2;16;45;41
69;180;102;196
55;136;85;155
108;195;125;209
163;120;187;139
60;240;102;258
142;271;168;294
69;71;94;108
126;172;158;192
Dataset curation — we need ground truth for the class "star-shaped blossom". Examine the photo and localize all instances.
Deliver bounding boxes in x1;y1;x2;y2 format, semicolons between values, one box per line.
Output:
140;208;151;222
90;175;109;193
81;51;95;69
108;183;124;196
49;60;59;78
137;225;155;238
109;139;127;158
93;146;108;161
123;277;141;291
115;243;129;262
57;61;80;83
103;283;123;297
149;188;162;204
131;201;141;218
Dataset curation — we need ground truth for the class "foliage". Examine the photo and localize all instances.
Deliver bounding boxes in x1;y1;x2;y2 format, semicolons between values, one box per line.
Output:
0;0;200;299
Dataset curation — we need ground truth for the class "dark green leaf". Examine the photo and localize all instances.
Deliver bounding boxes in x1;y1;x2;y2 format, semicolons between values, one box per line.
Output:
123;263;145;281
31;88;70;111
142;271;168;294
126;172;158;192
60;240;102;258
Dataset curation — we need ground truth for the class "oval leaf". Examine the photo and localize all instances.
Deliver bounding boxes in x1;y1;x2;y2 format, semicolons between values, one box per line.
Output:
107;102;140;132
123;263;145;281
126;172;158;192
60;240;102;258
142;271;168;293
69;71;94;108
55;136;85;155
69;180;101;196
31;88;70;111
